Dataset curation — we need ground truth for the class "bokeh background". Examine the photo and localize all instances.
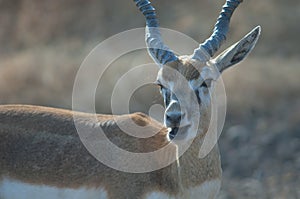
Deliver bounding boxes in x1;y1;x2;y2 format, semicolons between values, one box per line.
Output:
0;0;299;198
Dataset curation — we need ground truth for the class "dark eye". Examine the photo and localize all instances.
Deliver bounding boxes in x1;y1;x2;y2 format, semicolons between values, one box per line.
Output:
157;83;164;90
200;79;212;88
195;89;201;104
200;81;208;88
154;80;164;90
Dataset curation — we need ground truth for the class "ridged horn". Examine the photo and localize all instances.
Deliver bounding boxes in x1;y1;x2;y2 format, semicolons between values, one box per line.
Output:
192;0;243;61
133;0;178;66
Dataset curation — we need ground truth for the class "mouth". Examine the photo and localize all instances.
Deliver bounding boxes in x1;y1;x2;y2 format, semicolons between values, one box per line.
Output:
168;125;191;140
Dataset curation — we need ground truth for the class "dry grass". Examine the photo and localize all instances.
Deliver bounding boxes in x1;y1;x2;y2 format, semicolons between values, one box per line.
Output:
0;41;87;108
224;57;300;120
219;58;300;199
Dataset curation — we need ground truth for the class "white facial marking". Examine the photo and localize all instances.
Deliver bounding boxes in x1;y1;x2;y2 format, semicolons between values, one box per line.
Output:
159;64;214;141
0;178;108;199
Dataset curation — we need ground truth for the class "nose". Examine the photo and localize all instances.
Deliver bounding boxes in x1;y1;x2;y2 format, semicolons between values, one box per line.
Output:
166;111;185;126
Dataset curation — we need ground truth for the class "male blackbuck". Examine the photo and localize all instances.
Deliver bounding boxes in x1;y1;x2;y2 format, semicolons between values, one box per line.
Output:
0;0;260;198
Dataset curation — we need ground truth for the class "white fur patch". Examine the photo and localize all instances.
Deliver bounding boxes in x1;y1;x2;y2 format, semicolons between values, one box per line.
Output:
145;179;221;199
187;179;221;199
0;178;107;199
0;178;221;199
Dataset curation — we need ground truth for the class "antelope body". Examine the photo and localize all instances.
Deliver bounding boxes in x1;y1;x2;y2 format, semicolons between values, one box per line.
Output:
0;0;260;198
0;105;221;199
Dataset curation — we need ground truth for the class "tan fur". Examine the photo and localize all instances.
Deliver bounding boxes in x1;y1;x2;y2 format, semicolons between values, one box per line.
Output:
0;4;260;197
0;104;221;199
163;57;202;81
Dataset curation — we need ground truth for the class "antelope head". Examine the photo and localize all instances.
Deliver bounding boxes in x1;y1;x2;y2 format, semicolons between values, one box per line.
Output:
134;0;261;141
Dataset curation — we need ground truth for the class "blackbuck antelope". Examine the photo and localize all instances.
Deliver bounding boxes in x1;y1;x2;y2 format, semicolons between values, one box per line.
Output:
0;0;260;198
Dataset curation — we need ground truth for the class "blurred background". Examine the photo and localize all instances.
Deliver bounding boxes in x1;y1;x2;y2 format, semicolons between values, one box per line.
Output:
0;0;299;198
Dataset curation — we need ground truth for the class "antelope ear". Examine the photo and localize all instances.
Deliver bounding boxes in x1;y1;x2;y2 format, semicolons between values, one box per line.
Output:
213;26;261;73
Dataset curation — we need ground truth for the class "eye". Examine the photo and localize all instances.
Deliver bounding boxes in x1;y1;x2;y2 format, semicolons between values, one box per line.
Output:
155;80;166;91
200;81;208;88
200;79;212;88
155;83;171;105
195;89;201;104
158;84;164;90
156;83;165;91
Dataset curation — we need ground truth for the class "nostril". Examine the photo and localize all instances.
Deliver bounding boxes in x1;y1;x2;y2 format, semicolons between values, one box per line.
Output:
166;114;172;121
169;127;179;140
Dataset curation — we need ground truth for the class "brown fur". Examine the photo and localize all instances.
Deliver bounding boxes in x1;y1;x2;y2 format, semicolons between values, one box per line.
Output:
164;57;203;81
0;105;221;198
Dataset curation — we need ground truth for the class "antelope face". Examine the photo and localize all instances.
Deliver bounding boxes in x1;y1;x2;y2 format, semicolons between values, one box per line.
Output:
134;0;261;140
156;56;214;140
156;24;260;141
